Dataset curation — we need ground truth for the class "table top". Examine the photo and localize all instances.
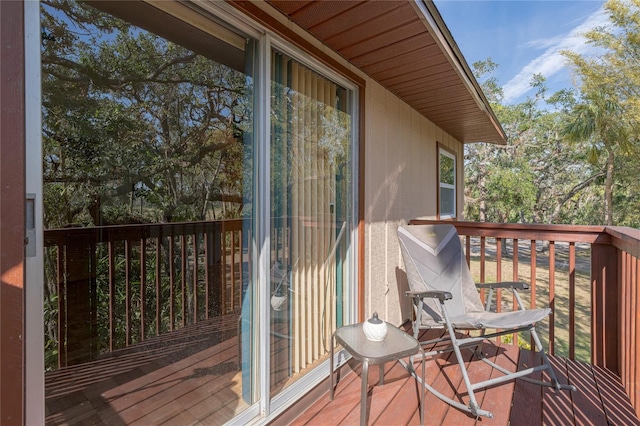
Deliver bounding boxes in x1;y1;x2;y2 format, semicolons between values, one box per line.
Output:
334;323;420;365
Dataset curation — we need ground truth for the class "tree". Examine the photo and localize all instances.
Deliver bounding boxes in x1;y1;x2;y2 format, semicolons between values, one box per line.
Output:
40;0;256;368
562;0;640;225
562;91;628;225
41;0;252;228
466;62;600;225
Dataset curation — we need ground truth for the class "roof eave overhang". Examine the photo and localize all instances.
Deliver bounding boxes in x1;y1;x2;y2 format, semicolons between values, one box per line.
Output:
415;0;506;145
237;0;507;145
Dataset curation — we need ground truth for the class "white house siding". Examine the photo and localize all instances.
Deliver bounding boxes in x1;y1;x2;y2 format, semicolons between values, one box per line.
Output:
364;78;464;325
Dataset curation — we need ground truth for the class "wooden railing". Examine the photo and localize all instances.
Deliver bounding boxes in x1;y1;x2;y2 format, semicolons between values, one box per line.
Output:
44;219;246;368
410;220;640;414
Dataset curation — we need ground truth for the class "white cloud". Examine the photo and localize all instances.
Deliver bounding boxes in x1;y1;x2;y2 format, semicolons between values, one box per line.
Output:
502;7;610;103
520;35;566;50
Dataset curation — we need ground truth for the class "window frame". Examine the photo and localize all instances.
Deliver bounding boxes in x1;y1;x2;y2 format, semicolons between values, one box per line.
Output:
437;144;457;220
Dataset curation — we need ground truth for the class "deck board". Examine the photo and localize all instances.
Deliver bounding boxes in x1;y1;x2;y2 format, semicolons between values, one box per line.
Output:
473;341;519;425
541;355;574;425
45;321;640;426
592;363;640;426
294;331;640;426
566;358;608;426
508;348;543;424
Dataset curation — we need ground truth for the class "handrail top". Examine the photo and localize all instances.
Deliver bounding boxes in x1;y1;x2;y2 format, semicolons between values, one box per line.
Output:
44;218;244;246
409;220;611;244
409;220;640;257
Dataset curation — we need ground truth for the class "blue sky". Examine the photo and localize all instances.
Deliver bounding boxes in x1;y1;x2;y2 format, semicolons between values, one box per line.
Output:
434;0;609;104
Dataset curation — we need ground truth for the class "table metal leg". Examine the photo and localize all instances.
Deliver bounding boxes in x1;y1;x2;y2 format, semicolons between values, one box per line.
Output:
420;348;425;426
379;364;384;386
361;360;369;426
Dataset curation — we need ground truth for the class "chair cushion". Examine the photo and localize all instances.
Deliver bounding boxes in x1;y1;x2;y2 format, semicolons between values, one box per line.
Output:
448;308;551;329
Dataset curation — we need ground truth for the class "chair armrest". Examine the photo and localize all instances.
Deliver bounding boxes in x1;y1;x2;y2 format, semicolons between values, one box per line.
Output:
476;281;530;291
405;290;452;303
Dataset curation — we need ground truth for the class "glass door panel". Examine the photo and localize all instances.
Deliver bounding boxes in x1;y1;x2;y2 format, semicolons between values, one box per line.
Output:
270;50;353;395
41;1;258;423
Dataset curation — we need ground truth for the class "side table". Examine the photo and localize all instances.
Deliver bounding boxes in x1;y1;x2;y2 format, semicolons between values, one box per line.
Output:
329;322;425;426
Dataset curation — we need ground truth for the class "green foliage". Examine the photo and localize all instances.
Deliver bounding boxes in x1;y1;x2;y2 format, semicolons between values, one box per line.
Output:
41;0;254;369
466;63;599;225
467;0;640;229
501;332;531;350
561;0;640;226
41;0;252;228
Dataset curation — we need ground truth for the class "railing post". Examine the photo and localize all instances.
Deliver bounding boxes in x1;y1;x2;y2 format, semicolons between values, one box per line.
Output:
207;222;223;316
591;243;619;373
62;234;98;365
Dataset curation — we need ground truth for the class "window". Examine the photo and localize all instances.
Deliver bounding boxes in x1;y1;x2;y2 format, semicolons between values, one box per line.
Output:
438;146;456;219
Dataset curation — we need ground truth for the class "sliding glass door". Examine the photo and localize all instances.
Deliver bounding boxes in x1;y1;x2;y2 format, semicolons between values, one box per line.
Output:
270;50;354;396
40;1;259;423
35;1;356;423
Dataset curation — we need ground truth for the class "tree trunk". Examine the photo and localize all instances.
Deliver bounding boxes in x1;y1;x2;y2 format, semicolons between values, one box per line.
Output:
604;146;615;226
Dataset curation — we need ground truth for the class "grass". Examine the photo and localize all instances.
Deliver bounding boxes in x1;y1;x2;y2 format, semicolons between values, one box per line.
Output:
467;238;592;362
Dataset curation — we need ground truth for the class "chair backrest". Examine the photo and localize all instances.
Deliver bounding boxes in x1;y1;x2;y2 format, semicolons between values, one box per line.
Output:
398;224;484;323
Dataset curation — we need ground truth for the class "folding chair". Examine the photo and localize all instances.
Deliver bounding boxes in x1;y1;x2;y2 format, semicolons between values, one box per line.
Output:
397;224;575;418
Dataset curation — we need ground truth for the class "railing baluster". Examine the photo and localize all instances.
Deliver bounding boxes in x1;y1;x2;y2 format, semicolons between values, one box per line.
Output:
140;237;146;342
512;238;519;344
56;244;65;368
530;240;536;309
633;255;640;411
221;227;227;314
205;229;210;320
569;242;575;360
530;240;537;349
465;235;471;267
125;239;131;346
90;240;98;358
155;236;161;336
480;236;486;303
231;230;237;312
181;234;186;327
169;234;175;331
631;252;638;409
108;237;115;352
621;250;628;396
193;232;198;323
548;241;555;356
496;238;502;343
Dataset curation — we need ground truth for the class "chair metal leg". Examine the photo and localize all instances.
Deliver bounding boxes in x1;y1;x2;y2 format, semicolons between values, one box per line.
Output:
445;320;489;418
420;348;425;426
531;327;577;392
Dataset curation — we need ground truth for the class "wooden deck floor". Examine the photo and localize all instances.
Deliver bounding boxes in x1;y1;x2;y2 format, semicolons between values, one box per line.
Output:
291;329;640;426
46;323;639;426
45;313;246;425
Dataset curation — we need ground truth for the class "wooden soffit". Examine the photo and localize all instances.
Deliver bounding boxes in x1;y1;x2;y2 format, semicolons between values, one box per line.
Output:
236;0;506;145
